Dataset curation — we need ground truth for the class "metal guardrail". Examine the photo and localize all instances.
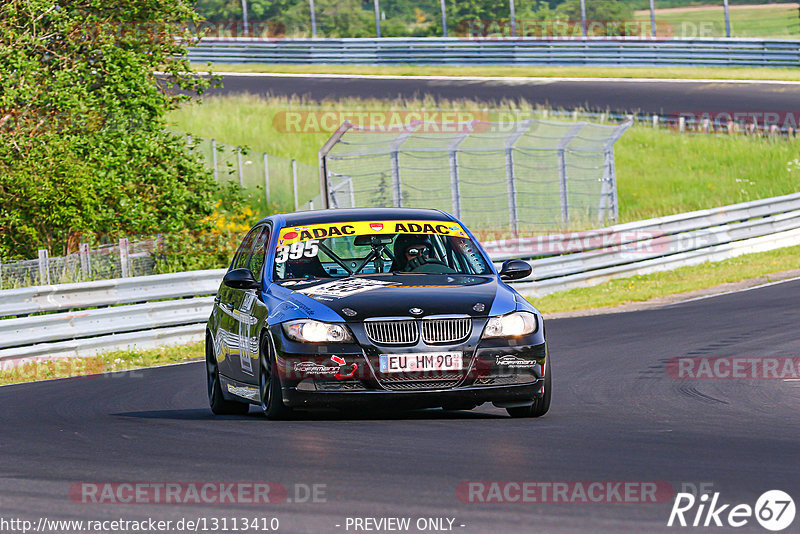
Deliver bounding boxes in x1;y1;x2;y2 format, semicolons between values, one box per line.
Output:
0;297;214;350
483;192;800;260
189;37;800;67
2;193;800;363
491;193;800;297
0;269;225;317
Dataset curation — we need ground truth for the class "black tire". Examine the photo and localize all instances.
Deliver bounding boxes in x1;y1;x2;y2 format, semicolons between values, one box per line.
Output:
506;358;552;418
259;334;294;420
206;335;249;416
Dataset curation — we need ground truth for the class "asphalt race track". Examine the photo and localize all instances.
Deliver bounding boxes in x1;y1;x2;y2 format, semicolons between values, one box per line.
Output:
2;279;799;533
208;73;800;116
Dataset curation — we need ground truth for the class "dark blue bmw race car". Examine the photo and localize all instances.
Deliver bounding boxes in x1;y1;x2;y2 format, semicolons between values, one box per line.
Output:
206;208;550;419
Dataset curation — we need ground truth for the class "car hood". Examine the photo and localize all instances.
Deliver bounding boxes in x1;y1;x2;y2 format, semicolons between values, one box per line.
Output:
278;274;512;321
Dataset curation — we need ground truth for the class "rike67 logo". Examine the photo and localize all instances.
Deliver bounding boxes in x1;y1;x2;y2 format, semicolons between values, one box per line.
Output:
668;490;795;531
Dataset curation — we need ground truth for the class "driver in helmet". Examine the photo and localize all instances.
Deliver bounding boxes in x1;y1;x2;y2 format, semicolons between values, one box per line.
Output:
392;234;456;273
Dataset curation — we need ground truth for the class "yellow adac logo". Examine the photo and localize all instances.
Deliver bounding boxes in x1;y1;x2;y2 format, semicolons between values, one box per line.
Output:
277;220;469;246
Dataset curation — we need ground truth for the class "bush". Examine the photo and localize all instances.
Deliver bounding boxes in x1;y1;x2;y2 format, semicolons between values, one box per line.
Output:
0;0;217;259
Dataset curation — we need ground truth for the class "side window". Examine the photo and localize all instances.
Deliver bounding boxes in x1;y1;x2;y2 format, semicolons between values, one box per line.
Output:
248;226;271;281
231;227;259;270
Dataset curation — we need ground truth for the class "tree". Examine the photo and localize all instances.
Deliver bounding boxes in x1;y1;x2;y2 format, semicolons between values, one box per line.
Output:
556;0;633;24
0;0;217;259
278;0;373;37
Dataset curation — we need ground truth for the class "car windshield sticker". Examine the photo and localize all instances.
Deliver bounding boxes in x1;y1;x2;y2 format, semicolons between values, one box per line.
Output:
277;220;469;246
298;278;400;299
275;239;319;264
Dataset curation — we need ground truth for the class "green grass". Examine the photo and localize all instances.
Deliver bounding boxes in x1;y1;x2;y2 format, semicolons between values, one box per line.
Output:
198;63;800;81
168;94;800;224
531;243;800;313
615;127;800;221
0;343;203;386
634;4;800;39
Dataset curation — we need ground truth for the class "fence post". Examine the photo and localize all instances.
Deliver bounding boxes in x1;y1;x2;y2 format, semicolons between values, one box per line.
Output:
390;151;402;208
649;0;657;38
557;122;587;228
317;120;355;210
598;149;614;225
309;0;317;38
557;148;569;226
237;147;244;187
723;0;731;38
263;153;270;205
386;124;419;208
504;120;531;236
604;120;632;223
509;0;517;37
79;243;91;278
292;159;299;212
38;249;50;285
440;0;447;37
211;139;219;181
447;126;472;220
448;150;461;219
119;238;130;278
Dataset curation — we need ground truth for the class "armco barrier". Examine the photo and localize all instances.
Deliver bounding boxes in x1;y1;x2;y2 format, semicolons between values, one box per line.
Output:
188;37;800;68
482;192;800;260
2;193;800;361
0;269;225;317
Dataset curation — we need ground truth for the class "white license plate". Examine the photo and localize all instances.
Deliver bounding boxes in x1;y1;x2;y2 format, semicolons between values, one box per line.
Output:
379;352;463;373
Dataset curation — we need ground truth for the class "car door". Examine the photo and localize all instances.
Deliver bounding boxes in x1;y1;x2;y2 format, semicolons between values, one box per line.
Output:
216;226;260;380
229;224;271;383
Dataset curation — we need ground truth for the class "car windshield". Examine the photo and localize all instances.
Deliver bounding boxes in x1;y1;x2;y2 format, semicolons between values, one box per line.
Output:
273;220;492;280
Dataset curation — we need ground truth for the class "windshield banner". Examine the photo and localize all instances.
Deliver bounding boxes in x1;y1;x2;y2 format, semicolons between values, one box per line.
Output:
277;220;469;246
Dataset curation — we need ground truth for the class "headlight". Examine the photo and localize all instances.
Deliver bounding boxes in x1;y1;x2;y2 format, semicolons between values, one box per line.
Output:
482;312;538;338
282;320;354;343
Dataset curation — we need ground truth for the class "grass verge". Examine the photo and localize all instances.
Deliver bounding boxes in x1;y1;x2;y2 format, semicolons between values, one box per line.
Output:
633;3;800;39
197;64;800;82
0;343;204;386
168;94;800;223
531;243;800;314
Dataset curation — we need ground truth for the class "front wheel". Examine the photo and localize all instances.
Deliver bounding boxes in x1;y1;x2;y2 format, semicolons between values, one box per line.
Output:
259;334;293;420
506;358;551;418
207;335;249;415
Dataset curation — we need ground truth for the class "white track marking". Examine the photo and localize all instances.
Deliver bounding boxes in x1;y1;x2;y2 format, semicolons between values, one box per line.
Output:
665;275;800;307
209;71;800;86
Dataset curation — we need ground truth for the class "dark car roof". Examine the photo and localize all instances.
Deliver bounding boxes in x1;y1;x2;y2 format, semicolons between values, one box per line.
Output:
267;208;454;226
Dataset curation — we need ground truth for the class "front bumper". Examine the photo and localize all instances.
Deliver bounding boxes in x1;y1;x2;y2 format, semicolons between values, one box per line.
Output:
282;380;544;409
270;318;547;410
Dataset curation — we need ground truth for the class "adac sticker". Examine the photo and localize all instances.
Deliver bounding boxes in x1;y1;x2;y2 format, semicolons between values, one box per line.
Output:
277;220;470;246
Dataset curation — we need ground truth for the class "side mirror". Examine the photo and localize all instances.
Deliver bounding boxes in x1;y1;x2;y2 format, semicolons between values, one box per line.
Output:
223;268;260;290
499;259;532;281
